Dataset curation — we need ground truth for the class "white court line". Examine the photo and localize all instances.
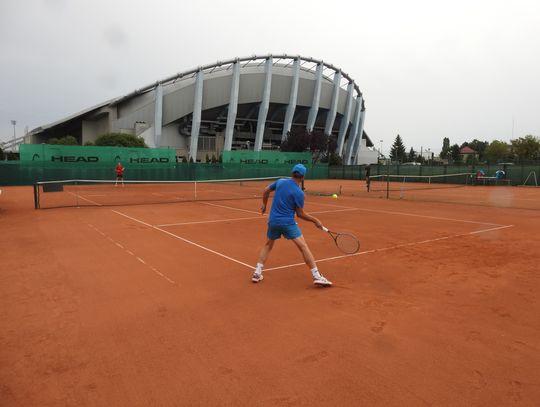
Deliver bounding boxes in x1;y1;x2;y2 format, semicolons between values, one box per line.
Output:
68;192;102;206
264;224;514;271
156;208;357;227
308;201;504;226
307;201;357;210
157;215;265;227
86;223;176;284
209;198;503;227
200;201;261;214
310;208;360;215
112;210;254;269
112;207;513;273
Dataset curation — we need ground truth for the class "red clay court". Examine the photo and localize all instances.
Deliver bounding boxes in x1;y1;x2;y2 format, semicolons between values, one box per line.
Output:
1;180;539;406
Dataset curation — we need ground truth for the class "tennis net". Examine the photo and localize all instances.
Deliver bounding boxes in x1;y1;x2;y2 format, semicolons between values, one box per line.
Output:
34;177;280;209
369;173;474;196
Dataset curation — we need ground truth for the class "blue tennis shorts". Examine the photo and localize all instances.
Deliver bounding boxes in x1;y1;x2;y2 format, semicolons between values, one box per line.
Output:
267;223;302;240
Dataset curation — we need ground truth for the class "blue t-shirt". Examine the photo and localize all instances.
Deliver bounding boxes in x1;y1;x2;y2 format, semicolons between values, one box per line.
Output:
268;178;304;226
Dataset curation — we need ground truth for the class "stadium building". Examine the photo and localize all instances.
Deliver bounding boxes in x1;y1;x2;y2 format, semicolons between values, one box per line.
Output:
26;54;377;164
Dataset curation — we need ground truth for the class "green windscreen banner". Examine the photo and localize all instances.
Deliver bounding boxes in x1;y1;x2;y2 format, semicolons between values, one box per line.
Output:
222;151;312;165
19;144;176;165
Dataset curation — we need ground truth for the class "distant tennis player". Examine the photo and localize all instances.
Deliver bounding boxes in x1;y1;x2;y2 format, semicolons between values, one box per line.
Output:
251;164;332;287
115;162;125;187
365;164;371;192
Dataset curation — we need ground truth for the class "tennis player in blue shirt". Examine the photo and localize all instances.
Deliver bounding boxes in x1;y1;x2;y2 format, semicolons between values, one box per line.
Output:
251;164;332;287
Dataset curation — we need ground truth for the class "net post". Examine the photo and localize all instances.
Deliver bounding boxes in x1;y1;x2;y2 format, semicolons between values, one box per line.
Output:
33;184;39;209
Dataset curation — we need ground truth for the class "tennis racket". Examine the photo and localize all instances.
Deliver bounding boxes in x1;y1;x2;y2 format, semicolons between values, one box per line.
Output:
322;227;360;254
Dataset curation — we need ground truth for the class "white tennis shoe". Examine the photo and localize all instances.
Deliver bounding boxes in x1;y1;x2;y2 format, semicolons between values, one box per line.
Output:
313;275;332;287
251;273;264;283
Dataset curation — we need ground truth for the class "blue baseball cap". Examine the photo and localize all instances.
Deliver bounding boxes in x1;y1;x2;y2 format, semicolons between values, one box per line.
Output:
292;164;307;176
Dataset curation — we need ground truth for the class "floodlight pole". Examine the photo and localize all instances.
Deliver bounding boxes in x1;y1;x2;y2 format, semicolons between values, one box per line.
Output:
11;120;16;152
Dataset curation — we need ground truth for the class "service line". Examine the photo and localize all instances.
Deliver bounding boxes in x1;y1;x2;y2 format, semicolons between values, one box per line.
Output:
68;192;102;206
200;201;261;214
156;207;358;227
307;201;505;227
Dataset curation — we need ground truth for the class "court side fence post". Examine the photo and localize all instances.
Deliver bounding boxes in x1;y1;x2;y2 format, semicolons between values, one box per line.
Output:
386;163;390;199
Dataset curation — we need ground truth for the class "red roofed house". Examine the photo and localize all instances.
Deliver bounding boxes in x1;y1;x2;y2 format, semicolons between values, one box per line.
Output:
460;146;478;163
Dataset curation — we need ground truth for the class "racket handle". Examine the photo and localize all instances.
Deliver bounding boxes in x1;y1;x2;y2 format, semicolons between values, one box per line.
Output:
322;226;329;232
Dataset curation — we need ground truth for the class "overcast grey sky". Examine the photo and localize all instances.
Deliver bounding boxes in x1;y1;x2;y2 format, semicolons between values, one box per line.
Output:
1;0;539;154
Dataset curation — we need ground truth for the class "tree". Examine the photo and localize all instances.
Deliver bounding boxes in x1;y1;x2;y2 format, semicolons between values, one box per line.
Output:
94;133;147;147
511;135;540;161
465;154;476;165
211;154;217;163
450;144;461;163
464;139;489;160
47;135;78;145
205;153;211;163
389;134;407;162
281;127;333;163
440;137;450;159
407;147;416;162
309;130;329;163
58;135;78;145
484;140;509;162
0;147;4;160
181;156;188;163
328;152;343;165
280;128;310;152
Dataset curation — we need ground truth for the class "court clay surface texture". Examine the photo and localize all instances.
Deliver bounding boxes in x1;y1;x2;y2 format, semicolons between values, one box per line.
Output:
1;181;539;406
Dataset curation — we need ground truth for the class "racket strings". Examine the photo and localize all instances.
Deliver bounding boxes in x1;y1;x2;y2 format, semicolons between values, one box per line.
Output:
335;234;360;254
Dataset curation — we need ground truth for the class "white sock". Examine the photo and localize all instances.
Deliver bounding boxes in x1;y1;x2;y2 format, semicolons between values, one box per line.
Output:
255;263;264;274
311;267;321;279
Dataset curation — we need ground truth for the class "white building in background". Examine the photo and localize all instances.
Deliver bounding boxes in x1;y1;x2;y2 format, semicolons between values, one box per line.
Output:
26;54;378;164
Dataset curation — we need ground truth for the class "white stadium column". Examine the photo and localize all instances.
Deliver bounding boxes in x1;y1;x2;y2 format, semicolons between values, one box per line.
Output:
282;58;300;142
336;82;354;156
345;96;363;165
353;108;366;165
306;62;323;132
224;61;240;151
324;70;341;136
254;57;273;151
189;70;204;161
154;84;163;148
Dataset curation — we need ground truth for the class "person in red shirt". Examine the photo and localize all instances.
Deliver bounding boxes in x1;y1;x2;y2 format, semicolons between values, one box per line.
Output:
115;162;125;187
